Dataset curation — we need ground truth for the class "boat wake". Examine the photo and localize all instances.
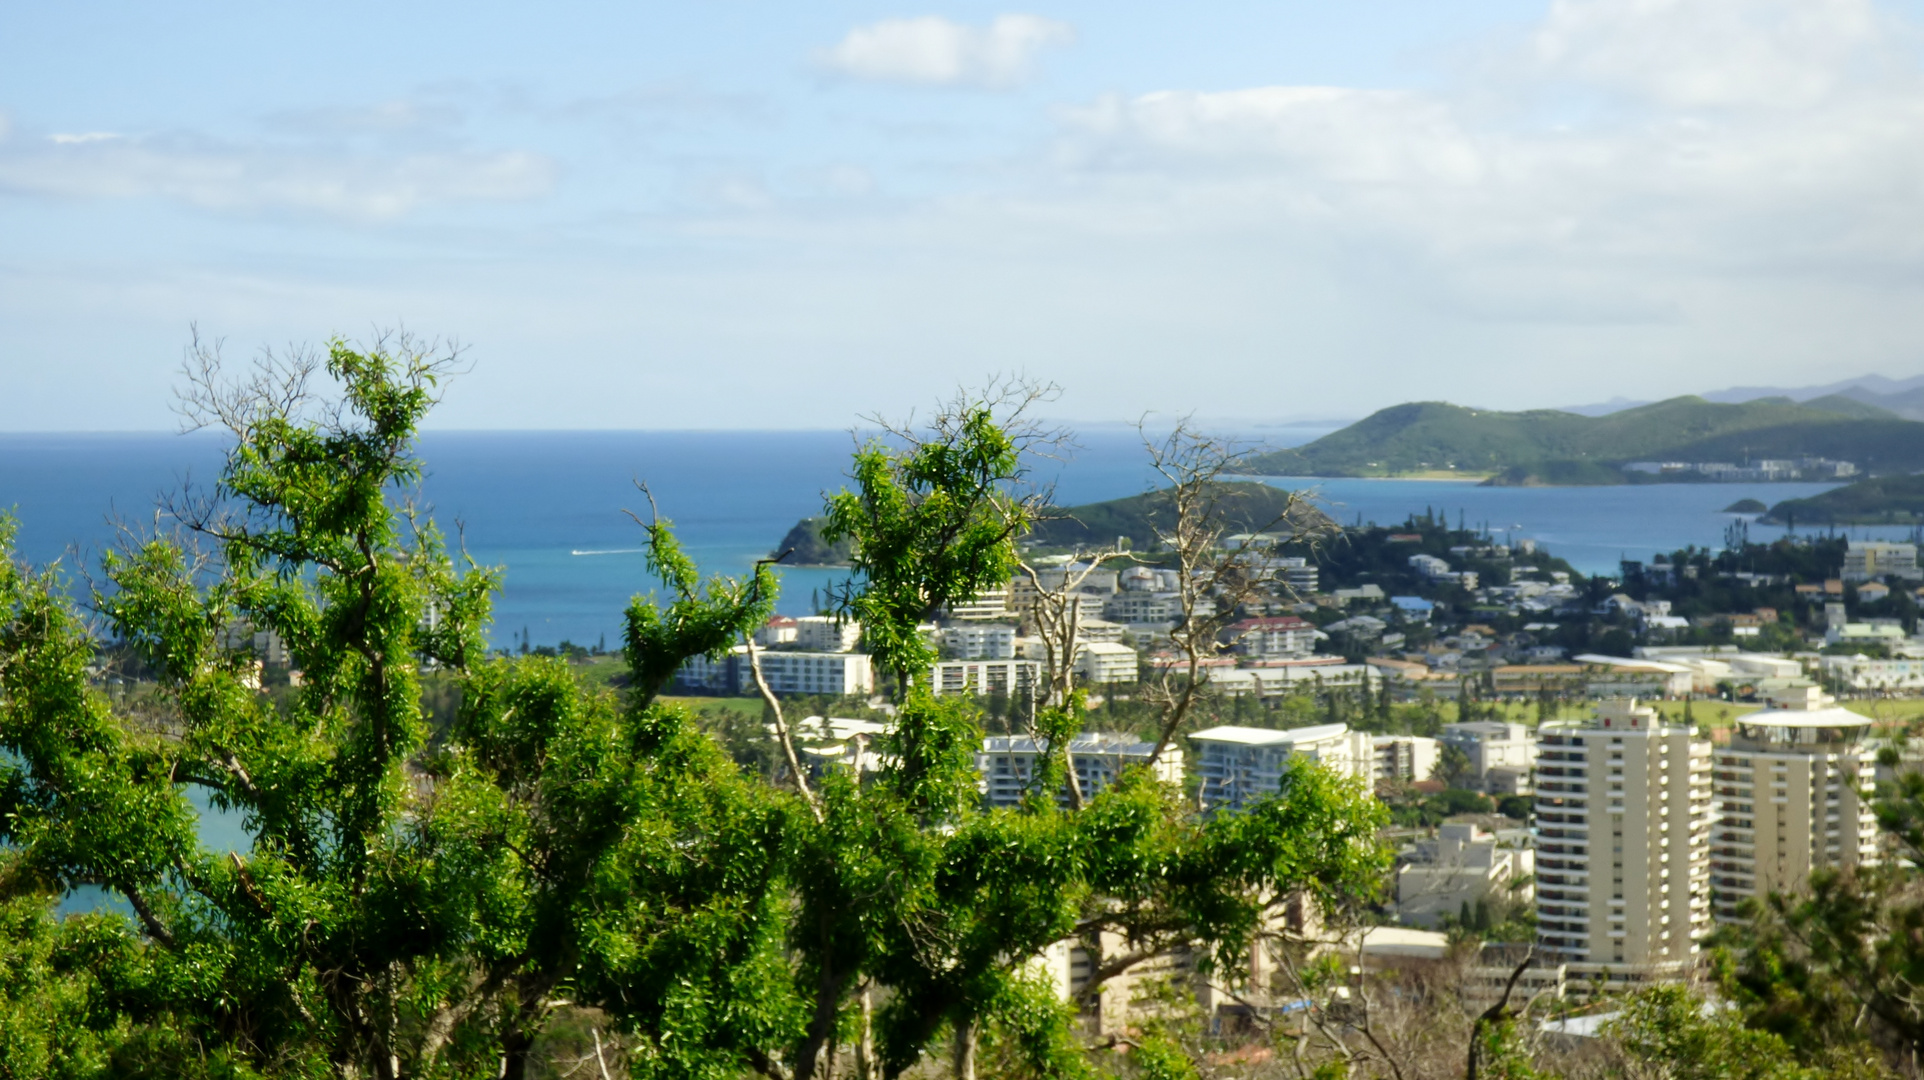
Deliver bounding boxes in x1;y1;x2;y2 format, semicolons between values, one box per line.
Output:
570;547;647;556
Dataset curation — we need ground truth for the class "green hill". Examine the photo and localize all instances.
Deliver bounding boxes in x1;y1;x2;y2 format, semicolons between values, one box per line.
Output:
1661;419;1924;472
1761;474;1924;525
774;482;1330;561
1026;481;1329;551
1245;395;1917;481
771;517;855;566
1801;393;1901;420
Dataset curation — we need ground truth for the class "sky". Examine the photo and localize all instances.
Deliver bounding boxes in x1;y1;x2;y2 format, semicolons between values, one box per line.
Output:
4;0;1924;430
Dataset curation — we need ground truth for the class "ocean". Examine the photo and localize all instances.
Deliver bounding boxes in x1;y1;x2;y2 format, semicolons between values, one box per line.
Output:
0;429;1907;651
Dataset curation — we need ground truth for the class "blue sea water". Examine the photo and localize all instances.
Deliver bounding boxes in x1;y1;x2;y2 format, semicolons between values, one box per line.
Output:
1;429;1911;651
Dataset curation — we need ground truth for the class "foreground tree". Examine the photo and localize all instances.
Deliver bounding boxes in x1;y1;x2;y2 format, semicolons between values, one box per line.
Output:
0;341;1389;1079
1714;758;1924;1075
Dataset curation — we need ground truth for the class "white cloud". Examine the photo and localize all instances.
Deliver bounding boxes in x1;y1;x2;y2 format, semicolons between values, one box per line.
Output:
0;134;557;220
49;131;120;144
1052;0;1924;275
1527;0;1902;108
817;14;1073;88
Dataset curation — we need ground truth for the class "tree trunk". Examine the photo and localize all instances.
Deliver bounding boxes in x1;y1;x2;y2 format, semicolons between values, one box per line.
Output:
501;1030;535;1080
952;1016;976;1080
856;984;875;1080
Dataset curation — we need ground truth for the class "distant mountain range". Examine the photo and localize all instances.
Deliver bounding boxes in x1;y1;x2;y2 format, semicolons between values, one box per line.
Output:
1565;374;1924;421
1244;395;1924;484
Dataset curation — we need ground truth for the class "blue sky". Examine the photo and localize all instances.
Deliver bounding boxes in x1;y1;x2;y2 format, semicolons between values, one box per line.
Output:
5;0;1924;429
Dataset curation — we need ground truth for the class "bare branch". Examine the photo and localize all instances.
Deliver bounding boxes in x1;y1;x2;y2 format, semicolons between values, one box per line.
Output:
1136;415;1335;776
744;630;824;823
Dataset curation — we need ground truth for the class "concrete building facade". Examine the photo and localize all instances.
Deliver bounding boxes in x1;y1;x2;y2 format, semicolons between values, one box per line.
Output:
1533;700;1712;980
1373;735;1440;785
944;622;1016;660
1440;721;1538;795
1397;823;1534;928
1190;723;1373;812
748;651;874;696
1843;540;1922;583
930;658;1042;700
793;616;862;653
978;732;1182;808
1710;695;1878;923
1075;641;1140;684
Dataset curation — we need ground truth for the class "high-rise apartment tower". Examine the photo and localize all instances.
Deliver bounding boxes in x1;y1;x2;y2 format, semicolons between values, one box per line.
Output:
1710;689;1877;923
1534;700;1712;985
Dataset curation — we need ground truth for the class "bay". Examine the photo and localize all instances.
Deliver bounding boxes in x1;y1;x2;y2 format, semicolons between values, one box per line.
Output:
1;429;1902;652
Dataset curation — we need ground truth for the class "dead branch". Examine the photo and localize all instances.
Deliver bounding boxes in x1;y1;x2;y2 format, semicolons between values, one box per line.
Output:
1467;948;1535;1080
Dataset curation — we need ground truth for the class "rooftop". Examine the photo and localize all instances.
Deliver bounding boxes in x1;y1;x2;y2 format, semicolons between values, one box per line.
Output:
1735;705;1873;730
1190;722;1350;746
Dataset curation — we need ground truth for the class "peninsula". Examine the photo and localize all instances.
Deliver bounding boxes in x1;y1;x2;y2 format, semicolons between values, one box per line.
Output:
1243;395;1922;484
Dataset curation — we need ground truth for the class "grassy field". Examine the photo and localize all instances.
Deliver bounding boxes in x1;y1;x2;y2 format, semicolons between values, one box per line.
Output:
659;695;765;719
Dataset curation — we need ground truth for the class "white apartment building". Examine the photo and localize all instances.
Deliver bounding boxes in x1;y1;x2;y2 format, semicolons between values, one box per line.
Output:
1190;723;1374;812
1843;540;1922;583
1533;700;1712;981
1103;591;1187;627
978;732;1183;808
948;584;1014;621
746;651;874;697
1201;661;1380;699
1223;616;1317;659
793;616;862;653
930;658;1042;700
1819;654;1924;692
1710;692;1877;923
1409;554;1478;590
1075;641;1140;684
1272;556;1320;596
754;616;799;646
1440;721;1538;795
676;647;876;696
944;622;1016;660
1397;823;1535;929
1008;567;1118;623
1373;735;1439;785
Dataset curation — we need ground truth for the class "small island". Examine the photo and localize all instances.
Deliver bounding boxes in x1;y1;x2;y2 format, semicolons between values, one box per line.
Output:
1723;498;1768;514
1761;474;1924;525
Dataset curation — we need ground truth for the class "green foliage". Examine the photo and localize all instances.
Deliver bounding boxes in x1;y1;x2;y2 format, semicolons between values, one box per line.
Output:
0;340;791;1076
822;403;1032;688
1714;759;1924;1075
1606;984;1818;1080
0;358;1404;1079
1434;744;1474;788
